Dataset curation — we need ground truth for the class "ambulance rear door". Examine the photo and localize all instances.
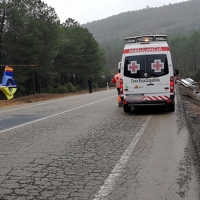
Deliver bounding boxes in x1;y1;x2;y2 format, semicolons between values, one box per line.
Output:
144;51;170;96
123;53;147;99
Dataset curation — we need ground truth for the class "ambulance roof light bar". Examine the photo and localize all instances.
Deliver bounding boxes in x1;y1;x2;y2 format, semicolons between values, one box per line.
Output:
125;35;168;44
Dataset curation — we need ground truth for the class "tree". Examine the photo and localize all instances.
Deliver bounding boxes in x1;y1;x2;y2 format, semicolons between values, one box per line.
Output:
0;0;61;94
54;19;107;89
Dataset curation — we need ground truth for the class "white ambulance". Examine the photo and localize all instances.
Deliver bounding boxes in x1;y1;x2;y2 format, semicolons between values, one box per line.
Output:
120;35;179;113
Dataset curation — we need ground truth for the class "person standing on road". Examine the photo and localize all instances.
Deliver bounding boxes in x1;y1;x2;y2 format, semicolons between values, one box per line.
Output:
112;68;122;107
88;77;93;93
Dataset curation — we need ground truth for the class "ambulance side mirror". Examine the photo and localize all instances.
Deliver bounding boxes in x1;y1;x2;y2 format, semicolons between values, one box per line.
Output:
174;69;179;76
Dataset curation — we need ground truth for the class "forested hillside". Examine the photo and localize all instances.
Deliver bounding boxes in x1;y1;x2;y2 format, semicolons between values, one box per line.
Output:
83;0;200;79
83;0;200;42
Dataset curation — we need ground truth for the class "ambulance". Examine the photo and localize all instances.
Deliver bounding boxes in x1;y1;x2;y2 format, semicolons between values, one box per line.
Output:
119;35;179;112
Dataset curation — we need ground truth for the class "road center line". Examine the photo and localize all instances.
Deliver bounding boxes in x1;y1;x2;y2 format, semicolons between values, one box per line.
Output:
93;115;152;200
0;96;115;134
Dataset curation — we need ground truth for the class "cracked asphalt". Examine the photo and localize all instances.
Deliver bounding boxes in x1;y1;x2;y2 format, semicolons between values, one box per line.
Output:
0;88;199;200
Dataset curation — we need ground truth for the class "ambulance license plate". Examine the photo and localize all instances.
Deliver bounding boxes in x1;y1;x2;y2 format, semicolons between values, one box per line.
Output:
127;95;143;101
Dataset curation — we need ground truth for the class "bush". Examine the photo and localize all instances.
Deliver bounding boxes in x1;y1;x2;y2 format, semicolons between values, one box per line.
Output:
56;85;68;93
190;66;200;82
75;85;82;91
65;82;76;92
46;86;55;93
92;82;98;89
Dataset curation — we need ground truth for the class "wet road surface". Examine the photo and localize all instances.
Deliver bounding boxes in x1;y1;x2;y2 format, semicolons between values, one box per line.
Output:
0;88;199;199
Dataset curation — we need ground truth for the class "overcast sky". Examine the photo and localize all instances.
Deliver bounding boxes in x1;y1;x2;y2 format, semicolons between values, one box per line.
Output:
42;0;188;24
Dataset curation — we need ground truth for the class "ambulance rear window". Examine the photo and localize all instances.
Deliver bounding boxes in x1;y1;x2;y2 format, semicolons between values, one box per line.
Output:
124;54;169;78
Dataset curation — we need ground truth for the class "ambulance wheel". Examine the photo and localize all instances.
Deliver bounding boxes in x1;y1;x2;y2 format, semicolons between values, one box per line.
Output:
124;105;131;113
168;103;175;112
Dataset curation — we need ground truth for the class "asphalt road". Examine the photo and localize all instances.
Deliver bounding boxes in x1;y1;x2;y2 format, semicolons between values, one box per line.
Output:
0;88;199;200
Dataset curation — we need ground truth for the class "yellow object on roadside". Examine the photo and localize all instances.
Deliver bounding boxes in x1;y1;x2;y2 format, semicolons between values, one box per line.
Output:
0;87;17;100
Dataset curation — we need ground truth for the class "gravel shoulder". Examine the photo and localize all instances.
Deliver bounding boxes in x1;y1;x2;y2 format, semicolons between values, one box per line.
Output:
178;83;200;188
178;84;200;152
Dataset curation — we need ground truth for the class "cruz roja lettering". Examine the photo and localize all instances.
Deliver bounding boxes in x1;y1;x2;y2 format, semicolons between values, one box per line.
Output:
131;78;160;83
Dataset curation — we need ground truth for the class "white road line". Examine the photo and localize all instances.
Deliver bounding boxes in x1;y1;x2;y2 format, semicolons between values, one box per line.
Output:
0;96;80;113
93;115;152;200
0;96;115;134
0;90;113;114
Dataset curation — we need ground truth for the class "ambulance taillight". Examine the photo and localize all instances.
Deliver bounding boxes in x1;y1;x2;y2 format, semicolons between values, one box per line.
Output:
120;79;123;94
170;76;174;93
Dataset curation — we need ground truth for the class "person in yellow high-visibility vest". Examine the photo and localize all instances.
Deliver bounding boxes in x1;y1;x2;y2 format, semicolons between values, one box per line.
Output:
112;68;122;107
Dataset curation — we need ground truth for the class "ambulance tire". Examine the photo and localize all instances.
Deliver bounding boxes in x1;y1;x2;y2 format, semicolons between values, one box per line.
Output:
167;103;175;112
124;105;131;113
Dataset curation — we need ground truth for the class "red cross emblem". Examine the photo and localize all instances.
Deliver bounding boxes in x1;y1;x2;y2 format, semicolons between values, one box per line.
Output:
151;59;164;72
128;61;140;74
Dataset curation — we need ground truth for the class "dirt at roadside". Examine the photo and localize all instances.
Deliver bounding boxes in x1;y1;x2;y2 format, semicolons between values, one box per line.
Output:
0;92;85;108
178;84;200;189
179;84;200;139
